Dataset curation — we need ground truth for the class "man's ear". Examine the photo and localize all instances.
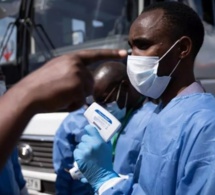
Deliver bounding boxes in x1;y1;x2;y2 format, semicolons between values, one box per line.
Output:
178;36;192;59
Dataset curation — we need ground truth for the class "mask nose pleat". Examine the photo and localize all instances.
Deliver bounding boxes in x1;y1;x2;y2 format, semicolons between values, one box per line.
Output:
127;55;172;99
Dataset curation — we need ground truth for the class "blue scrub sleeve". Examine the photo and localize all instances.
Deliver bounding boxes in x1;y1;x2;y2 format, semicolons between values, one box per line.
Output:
101;174;134;195
11;148;26;190
53;110;93;194
200;162;215;195
176;119;215;195
55;168;93;195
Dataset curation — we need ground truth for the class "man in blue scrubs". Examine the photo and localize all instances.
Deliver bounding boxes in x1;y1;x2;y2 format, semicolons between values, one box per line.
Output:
53;61;156;194
73;2;215;195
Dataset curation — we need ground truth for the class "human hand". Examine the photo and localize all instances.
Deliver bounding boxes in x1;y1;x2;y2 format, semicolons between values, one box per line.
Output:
0;49;126;170
12;49;127;112
74;125;118;191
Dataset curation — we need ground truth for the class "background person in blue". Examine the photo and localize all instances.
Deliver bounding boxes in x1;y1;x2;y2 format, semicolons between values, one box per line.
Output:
73;2;215;195
0;72;28;195
53;61;156;194
0;148;28;195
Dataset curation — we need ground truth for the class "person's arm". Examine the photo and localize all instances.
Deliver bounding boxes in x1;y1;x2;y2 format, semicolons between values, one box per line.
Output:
11;148;28;195
97;175;133;195
11;148;26;189
53;109;93;194
176;118;215;195
74;125;134;194
0;49;127;169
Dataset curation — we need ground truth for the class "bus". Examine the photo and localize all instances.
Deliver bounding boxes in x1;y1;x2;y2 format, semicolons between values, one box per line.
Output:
0;0;215;194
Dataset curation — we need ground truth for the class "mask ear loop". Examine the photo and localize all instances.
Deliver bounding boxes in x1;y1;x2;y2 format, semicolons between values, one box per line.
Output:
158;39;181;63
103;85;118;104
124;92;128;108
154;39;181;75
116;82;128;108
116;83;122;101
169;59;181;77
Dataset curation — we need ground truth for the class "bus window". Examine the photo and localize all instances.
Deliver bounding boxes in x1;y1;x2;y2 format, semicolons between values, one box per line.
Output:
71;19;85;45
0;16;17;65
31;0;130;56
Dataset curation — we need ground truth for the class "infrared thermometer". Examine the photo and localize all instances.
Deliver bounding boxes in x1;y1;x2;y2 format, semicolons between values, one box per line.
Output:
69;102;122;180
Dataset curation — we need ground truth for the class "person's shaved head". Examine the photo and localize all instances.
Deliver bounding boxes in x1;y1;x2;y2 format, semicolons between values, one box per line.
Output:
93;61;127;106
94;61;127;89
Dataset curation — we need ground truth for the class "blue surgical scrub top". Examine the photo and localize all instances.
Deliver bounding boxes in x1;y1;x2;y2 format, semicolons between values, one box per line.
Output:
113;101;156;174
53;107;93;195
0;148;26;195
53;102;156;195
102;92;215;195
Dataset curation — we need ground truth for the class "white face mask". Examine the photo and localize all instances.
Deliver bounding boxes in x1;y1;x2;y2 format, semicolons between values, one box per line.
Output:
127;40;181;99
104;83;128;120
0;80;6;96
105;101;126;121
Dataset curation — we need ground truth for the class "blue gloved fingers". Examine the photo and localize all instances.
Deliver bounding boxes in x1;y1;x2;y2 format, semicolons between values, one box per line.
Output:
76;141;88;150
81;134;93;143
73;124;117;192
84;124;102;138
74;142;91;158
82;127;105;150
73;148;82;160
81;135;101;146
84;135;107;155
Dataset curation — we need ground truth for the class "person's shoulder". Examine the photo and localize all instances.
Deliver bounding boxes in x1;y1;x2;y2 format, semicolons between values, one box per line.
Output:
70;106;87;115
161;93;215;125
55;106;88;135
64;106;87;121
172;93;215;111
184;104;215;136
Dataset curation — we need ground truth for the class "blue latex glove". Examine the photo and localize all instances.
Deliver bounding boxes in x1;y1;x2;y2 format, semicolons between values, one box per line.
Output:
74;124;119;192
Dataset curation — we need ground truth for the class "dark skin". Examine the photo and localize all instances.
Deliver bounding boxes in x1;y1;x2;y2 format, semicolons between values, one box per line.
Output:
128;9;195;106
93;62;143;111
0;49;127;169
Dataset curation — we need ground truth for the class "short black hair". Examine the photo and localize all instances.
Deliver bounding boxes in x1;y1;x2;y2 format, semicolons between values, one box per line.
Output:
143;2;204;58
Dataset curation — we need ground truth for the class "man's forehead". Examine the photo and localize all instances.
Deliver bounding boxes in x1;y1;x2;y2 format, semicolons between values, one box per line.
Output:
138;9;164;28
129;9;165;40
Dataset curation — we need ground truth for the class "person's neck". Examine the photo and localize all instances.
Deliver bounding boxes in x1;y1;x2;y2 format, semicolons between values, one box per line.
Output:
161;76;195;107
127;96;144;112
